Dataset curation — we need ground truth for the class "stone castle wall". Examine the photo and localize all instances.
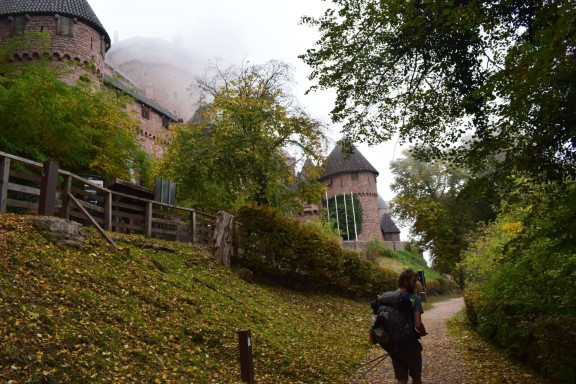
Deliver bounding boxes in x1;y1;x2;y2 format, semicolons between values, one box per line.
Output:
326;171;383;242
126;102;171;158
0;15;107;76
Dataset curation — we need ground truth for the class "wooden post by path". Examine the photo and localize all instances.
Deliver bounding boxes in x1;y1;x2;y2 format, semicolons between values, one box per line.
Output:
0;156;10;213
238;329;255;384
38;161;59;216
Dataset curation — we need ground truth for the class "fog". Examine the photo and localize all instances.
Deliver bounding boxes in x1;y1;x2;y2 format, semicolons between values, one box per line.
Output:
91;0;410;239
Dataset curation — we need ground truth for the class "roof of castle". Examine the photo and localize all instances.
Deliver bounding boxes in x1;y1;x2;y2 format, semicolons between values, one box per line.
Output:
0;0;110;46
104;76;180;123
380;213;400;234
319;140;379;180
378;195;389;211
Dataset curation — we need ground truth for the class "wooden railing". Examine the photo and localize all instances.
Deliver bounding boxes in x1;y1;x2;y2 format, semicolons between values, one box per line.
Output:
0;151;216;244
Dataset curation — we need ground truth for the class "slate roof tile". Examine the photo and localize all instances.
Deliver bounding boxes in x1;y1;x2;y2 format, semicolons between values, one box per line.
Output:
380;213;400;234
320;140;379;180
0;0;110;45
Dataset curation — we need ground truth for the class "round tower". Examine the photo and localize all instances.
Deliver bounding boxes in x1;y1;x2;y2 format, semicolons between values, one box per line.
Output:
320;140;383;242
0;0;111;78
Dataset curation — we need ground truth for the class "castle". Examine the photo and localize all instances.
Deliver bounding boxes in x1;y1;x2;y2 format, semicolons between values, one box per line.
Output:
0;0;182;158
0;0;403;247
319;140;404;250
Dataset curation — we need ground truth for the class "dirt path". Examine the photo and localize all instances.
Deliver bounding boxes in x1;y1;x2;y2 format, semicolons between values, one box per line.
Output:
350;297;471;384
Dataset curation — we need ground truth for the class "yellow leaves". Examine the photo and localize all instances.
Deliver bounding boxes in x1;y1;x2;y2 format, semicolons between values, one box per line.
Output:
500;221;523;236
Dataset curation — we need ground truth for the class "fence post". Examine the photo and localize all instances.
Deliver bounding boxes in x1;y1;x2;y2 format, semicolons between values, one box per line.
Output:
104;191;112;231
191;211;197;243
145;201;153;237
238;329;255;384
0;156;10;213
38;161;59;216
60;175;72;219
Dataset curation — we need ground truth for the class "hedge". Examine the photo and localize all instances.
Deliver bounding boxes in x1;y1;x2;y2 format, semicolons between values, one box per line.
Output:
236;205;397;297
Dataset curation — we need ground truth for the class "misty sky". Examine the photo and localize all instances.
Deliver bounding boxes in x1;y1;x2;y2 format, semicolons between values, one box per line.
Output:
91;0;409;238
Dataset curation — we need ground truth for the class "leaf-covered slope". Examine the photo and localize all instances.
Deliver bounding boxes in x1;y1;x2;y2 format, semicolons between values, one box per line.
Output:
0;215;370;383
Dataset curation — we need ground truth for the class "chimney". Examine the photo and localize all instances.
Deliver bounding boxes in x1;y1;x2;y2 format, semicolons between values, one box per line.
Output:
114;31;119;44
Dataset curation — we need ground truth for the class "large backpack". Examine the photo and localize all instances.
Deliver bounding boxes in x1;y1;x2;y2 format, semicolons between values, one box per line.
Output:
369;291;416;352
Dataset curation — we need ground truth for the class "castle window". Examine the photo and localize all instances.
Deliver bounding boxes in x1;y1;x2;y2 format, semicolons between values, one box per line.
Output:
141;105;150;120
162;116;170;129
351;172;359;181
100;37;107;58
374;175;377;184
57;16;74;36
11;15;28;35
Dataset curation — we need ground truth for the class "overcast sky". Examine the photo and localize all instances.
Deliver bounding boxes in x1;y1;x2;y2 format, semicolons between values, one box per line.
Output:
91;0;409;239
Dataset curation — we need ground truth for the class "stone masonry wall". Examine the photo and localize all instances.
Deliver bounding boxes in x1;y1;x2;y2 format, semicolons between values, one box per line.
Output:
0;15;107;76
326;171;383;242
126;102;172;158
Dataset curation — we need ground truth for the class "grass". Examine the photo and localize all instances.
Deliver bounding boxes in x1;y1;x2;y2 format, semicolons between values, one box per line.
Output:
447;310;553;384
0;215;374;383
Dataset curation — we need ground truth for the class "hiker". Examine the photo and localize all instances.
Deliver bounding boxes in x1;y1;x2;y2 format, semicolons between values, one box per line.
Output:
385;269;427;384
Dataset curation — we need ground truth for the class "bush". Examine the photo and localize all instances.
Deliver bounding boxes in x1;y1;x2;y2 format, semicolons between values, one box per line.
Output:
462;181;576;383
236;205;397;297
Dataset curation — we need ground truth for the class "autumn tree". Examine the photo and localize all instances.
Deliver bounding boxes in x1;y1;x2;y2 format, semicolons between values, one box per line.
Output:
301;0;576;181
390;150;495;277
0;33;149;182
162;61;327;212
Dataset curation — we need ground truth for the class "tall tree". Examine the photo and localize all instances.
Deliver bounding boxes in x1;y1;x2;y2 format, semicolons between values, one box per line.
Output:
301;0;576;180
162;61;327;212
390;150;495;276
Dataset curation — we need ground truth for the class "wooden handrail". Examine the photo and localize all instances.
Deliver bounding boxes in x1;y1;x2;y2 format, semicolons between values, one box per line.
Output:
0;151;215;220
0;151;44;169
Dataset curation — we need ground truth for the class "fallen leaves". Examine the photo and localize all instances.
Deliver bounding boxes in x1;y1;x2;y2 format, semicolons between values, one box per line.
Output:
0;214;370;383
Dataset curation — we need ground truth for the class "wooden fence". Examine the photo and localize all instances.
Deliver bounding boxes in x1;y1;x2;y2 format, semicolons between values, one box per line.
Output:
0;151;216;244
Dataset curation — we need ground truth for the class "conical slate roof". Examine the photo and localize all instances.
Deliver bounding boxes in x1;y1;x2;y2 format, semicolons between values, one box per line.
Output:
320;140;379;180
380;213;400;234
378;195;389;211
0;0;110;46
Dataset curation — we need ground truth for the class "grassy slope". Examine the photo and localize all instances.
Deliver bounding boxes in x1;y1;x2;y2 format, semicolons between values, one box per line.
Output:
377;249;442;281
0;215;371;384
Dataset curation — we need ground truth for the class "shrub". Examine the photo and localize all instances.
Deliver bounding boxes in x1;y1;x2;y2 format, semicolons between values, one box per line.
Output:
462;181;576;383
236;205;397;297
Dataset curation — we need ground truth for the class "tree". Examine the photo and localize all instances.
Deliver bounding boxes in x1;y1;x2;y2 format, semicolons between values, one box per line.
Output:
0;33;148;182
301;0;576;180
390;150;495;276
162;61;327;212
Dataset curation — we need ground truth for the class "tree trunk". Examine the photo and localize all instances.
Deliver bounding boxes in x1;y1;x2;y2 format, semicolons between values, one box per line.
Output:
212;211;236;267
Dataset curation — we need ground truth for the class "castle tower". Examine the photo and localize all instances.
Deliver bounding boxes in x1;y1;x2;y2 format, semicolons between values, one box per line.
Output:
320;140;383;242
0;0;111;78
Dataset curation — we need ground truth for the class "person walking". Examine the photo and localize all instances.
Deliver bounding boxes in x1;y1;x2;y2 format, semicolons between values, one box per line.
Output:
381;269;427;384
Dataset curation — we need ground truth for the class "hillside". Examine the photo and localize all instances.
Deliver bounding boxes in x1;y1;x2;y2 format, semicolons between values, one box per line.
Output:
0;215;371;384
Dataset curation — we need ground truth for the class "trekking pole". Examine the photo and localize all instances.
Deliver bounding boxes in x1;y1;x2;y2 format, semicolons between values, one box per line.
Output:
352;353;389;379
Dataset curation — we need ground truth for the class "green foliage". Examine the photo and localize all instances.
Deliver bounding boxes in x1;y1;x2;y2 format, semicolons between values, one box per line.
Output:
0;215;374;383
0;56;146;182
365;239;455;295
237;205;397;297
162;60;327;213
301;0;576;180
323;193;363;240
390;149;495;276
463;180;576;383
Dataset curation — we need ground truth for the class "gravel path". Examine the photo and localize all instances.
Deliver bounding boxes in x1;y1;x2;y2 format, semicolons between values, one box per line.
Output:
350;297;471;384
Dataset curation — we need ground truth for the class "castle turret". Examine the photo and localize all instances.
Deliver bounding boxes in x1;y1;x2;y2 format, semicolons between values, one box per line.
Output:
320;140;383;242
0;0;111;77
